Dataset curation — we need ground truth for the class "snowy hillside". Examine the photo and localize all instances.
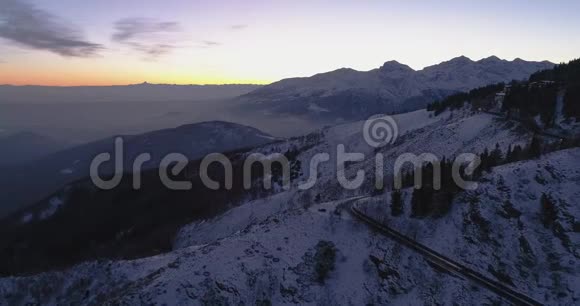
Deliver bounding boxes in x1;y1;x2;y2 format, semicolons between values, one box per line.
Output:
242;108;535;206
359;148;580;305
0;198;508;305
240;56;553;121
0;107;576;305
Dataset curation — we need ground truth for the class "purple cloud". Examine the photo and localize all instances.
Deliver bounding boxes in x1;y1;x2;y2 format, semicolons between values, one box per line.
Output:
0;0;102;57
112;18;181;58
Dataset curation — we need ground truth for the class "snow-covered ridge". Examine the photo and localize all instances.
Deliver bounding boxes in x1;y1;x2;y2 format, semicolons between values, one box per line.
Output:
241;56;554;121
1;108;576;305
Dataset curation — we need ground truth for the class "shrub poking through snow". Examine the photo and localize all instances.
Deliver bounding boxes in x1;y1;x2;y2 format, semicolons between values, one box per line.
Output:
314;240;337;284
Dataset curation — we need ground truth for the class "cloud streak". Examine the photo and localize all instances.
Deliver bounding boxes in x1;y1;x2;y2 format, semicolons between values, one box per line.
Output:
0;0;102;57
202;41;221;47
112;18;182;58
230;24;248;30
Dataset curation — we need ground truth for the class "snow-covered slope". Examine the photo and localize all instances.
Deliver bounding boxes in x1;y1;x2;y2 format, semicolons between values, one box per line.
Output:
0;198;507;305
360;148;580;305
172;108;520;250
241;108;534;206
0;108;576;305
240;56;554;121
0;121;277;217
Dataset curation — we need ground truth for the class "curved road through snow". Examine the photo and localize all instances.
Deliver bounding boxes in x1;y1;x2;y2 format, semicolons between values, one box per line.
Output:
347;197;543;306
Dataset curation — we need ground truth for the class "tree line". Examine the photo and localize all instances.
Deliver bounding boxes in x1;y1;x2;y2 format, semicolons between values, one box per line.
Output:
428;58;580;122
530;58;580;119
388;134;580;219
427;83;505;115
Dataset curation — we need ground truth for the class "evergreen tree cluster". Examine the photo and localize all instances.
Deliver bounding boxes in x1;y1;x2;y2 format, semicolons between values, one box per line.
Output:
313;240;337;284
395;158;463;218
529;58;580;119
285;146;302;180
428;59;580;121
530;58;580;84
473;134;580;178
502;81;559;127
564;85;580;119
393;134;580;219
428;83;505;115
474;137;543;178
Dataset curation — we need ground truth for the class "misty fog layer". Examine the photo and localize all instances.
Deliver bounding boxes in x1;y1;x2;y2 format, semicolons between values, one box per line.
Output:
0;85;330;217
0;85;330;169
0;98;321;141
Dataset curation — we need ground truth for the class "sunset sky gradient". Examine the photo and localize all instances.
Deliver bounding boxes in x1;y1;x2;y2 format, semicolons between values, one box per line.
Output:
1;0;579;86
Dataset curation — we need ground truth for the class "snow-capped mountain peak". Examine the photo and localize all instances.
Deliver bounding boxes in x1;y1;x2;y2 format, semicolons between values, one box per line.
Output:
438;55;474;66
378;60;415;74
240;56;554;122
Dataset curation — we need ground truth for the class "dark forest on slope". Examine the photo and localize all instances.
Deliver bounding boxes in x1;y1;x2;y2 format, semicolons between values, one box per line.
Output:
429;58;580;125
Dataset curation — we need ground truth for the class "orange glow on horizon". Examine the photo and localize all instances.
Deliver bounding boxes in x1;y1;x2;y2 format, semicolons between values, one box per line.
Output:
0;77;271;87
0;70;272;86
0;53;272;86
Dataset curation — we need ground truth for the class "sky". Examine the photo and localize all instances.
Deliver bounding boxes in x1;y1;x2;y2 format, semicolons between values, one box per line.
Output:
0;0;579;86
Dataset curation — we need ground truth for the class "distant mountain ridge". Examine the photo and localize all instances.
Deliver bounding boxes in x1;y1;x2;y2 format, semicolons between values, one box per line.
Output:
240;56;554;121
0;131;71;167
0;121;278;217
0;83;263;104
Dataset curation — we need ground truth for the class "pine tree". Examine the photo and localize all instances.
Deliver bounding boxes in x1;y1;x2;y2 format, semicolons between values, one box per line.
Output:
564;84;580;119
480;148;490;172
391;189;404;217
529;134;542;158
411;188;422;217
506;145;514;163
490;143;503;166
411;186;433;218
512;145;523;162
540;193;557;228
439;157;451;191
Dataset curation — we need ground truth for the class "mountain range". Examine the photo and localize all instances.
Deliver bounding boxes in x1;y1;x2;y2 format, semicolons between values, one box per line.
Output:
240;56;554;121
0;121;277;217
1;56;578;305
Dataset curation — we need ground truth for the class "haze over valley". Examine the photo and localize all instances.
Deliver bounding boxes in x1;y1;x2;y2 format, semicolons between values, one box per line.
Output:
1;1;579;305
